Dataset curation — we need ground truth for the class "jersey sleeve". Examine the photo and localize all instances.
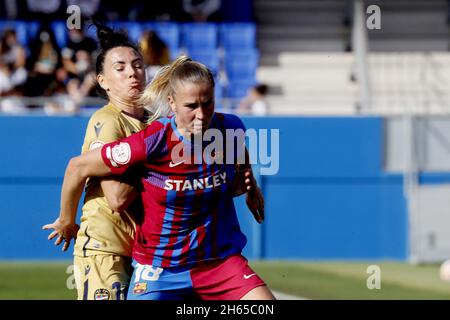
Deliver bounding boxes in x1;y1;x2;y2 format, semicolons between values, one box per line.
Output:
100;122;166;175
101;130;147;175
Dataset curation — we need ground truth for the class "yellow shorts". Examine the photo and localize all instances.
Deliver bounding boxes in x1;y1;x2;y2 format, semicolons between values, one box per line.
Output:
74;255;132;300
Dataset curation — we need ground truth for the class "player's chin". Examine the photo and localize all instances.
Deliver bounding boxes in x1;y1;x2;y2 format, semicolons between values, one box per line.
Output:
193;125;209;135
192;128;203;136
128;88;142;97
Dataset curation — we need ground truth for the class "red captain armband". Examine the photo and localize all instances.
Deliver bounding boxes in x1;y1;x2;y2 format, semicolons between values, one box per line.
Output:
101;142;132;175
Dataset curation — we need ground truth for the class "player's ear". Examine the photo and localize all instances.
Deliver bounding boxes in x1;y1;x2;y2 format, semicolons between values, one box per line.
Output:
97;74;108;91
168;95;176;113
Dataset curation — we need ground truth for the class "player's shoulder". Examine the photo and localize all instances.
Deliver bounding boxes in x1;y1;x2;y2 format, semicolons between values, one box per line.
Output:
145;116;172;135
214;112;245;130
88;104;121;123
83;104;124;149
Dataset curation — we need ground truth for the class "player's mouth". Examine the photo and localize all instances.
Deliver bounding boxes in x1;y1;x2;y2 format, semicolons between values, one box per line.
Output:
129;81;142;88
193;121;207;130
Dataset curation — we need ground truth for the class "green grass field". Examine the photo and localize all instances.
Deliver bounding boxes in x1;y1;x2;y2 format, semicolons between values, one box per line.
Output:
1;261;450;299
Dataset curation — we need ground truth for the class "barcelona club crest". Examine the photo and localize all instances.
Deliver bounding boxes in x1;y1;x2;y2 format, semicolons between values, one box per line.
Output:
133;282;147;294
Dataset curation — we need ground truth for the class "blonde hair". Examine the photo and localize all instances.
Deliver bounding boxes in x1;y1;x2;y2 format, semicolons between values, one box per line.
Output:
139;30;170;66
139;55;215;123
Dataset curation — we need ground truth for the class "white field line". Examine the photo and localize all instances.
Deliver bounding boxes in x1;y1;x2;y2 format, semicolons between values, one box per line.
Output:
272;290;308;300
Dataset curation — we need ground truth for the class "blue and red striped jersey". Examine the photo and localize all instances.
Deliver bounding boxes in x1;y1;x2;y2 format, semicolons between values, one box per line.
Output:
101;112;247;268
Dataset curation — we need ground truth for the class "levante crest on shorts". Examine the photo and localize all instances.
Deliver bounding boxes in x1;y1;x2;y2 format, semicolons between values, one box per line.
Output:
133;282;147;294
94;288;110;300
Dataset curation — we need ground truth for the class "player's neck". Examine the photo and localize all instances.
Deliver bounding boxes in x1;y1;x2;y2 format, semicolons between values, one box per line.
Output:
177;127;191;141
115;102;144;119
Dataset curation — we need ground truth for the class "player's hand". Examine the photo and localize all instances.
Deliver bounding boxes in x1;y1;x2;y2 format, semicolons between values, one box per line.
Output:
42;218;79;252
243;170;265;224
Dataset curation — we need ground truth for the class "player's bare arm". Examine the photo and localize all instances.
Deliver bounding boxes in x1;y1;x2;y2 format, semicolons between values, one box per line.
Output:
100;178;139;212
242;168;265;224
43;148;112;251
233;147;265;223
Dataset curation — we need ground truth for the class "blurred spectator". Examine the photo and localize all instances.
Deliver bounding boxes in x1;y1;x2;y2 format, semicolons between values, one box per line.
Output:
140;30;171;83
182;0;222;22
61;27;97;77
0;29;28;113
66;0;101;18
95;1;133;21
25;0;65;20
45;28;98;114
134;0;184;21
237;84;269;116
43;67;78;115
67;26;97;53
0;59;27;114
25;25;61;94
64;49;96;112
0;0;19;19
55;25;98;114
0;59;11;92
0;29;27;89
24;25;64;104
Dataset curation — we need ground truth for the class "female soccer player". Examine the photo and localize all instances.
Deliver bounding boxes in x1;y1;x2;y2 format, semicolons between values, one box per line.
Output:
45;56;272;300
43;21;153;300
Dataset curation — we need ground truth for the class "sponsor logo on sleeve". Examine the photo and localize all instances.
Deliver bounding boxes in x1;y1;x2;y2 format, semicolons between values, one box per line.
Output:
94;122;104;138
89;140;105;151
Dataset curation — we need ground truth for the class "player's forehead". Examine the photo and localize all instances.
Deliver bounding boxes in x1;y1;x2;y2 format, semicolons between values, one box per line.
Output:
105;46;142;65
173;80;213;99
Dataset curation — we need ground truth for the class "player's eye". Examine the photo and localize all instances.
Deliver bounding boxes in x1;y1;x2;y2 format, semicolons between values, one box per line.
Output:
185;103;198;109
202;100;213;108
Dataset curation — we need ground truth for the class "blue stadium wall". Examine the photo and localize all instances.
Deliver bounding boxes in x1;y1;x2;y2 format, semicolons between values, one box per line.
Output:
0;115;408;260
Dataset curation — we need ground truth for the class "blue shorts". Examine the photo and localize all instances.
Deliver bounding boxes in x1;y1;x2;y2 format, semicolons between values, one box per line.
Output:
127;254;265;300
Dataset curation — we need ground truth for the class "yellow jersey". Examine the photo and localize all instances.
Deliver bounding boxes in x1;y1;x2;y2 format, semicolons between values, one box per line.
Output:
74;103;148;258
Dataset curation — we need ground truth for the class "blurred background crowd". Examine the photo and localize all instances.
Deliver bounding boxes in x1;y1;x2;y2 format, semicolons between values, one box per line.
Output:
0;0;266;115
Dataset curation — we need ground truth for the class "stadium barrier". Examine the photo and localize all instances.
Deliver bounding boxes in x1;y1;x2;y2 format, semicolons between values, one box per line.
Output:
0;115;408;260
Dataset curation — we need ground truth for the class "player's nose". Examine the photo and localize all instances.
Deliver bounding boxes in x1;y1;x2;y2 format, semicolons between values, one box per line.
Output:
196;106;206;120
126;64;138;78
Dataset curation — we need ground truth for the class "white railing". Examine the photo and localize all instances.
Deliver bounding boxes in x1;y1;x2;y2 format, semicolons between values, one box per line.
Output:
352;0;372;114
369;52;450;115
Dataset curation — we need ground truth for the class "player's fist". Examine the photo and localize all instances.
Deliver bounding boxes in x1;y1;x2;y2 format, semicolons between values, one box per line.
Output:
42;218;80;252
